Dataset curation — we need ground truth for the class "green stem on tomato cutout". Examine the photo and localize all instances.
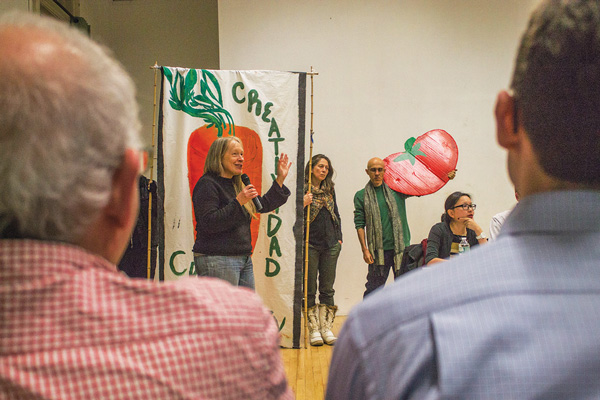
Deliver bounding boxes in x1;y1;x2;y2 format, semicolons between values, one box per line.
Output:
393;137;427;165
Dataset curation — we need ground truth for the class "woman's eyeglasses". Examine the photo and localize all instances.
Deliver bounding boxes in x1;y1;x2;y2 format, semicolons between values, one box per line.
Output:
452;204;476;211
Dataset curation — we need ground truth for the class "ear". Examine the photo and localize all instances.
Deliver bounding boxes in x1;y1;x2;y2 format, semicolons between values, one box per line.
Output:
105;148;140;228
447;209;455;220
495;90;519;150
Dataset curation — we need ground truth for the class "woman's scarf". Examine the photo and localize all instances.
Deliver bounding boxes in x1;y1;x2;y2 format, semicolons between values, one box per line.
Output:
305;184;337;225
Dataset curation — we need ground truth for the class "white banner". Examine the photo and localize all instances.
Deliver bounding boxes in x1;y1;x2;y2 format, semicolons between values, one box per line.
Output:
157;68;306;348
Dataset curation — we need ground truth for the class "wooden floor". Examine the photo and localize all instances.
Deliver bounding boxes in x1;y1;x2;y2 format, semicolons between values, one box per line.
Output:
280;316;346;400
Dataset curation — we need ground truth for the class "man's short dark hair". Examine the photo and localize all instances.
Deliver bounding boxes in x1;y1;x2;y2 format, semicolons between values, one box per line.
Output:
511;0;600;185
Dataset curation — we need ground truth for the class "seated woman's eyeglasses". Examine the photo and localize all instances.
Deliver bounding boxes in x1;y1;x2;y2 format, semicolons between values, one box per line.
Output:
452;204;476;211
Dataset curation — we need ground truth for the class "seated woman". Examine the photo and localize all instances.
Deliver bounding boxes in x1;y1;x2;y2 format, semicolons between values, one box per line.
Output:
425;191;487;265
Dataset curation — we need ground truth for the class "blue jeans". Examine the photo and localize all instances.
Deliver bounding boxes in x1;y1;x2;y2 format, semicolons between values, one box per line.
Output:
194;254;255;289
307;242;341;308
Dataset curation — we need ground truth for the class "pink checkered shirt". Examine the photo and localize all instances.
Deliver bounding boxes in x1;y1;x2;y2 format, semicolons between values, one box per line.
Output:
0;240;293;399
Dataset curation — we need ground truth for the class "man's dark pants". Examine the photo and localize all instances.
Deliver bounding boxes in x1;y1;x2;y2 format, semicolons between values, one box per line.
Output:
364;249;395;297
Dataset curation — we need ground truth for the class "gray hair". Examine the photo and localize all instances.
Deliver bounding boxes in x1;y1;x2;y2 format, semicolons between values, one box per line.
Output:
0;12;141;242
511;0;600;184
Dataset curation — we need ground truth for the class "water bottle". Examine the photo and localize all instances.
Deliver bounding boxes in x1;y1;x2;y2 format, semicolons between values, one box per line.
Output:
458;236;470;254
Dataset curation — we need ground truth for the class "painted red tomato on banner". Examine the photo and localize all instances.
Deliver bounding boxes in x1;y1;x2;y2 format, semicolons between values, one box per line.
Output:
384;129;458;196
187;125;263;250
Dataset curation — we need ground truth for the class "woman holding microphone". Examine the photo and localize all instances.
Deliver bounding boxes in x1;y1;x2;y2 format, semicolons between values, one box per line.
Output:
192;136;291;289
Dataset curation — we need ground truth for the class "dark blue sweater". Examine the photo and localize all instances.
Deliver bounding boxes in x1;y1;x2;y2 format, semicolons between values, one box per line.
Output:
192;173;290;255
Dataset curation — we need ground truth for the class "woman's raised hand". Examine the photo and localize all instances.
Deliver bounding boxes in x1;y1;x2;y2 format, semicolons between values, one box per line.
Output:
276;153;292;187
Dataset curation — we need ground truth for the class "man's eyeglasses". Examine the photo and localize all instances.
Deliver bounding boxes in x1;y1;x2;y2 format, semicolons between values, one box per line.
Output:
369;168;384;173
452;204;476;211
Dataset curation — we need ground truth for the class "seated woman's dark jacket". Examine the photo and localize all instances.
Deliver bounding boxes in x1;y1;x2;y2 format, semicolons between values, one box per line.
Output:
425;221;479;264
192;172;290;256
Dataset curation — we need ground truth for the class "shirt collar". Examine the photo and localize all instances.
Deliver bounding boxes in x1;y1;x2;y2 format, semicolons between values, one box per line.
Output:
0;239;118;281
501;190;600;237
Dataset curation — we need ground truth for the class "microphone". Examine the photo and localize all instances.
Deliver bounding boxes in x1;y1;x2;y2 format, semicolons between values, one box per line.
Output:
240;173;263;211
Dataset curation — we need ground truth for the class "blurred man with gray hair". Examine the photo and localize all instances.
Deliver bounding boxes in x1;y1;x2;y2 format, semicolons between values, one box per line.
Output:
0;12;291;400
327;0;600;398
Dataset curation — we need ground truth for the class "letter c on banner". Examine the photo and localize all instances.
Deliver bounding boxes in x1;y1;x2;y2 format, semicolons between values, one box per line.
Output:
170;250;188;276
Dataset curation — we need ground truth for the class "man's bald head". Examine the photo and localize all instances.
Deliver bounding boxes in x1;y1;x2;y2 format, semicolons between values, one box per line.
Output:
366;158;385;187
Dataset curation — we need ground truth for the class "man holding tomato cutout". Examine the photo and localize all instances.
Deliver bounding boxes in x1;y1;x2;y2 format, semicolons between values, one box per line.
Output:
353;157;412;297
354;157;455;296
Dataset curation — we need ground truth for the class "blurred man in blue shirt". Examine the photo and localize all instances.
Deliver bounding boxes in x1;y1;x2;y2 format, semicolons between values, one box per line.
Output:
327;1;600;398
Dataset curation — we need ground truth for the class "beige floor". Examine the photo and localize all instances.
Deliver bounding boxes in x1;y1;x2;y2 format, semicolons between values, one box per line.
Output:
280;316;346;400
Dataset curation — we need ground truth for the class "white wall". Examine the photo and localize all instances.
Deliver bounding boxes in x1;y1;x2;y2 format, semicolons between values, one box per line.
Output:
219;0;538;314
79;0;220;150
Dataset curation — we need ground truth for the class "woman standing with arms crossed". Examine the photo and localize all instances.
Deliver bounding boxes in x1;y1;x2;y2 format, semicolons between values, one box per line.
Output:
192;136;291;289
304;154;342;346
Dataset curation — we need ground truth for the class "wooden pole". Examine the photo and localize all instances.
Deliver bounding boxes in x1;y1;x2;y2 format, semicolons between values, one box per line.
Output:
147;63;159;280
303;66;317;349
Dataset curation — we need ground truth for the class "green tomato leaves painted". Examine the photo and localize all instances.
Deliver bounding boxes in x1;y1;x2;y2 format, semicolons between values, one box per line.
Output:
393;137;427;165
164;68;234;137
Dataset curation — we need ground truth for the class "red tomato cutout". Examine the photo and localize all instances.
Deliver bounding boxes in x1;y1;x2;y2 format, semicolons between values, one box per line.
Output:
384;129;458;196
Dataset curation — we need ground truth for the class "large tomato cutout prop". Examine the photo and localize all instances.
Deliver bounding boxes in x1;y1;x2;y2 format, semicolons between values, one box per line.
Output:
188;125;263;250
384;129;458;196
